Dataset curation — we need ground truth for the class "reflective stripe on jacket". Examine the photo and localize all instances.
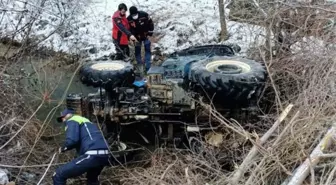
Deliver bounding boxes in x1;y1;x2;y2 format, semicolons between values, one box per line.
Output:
63;115;108;155
69;115;90;125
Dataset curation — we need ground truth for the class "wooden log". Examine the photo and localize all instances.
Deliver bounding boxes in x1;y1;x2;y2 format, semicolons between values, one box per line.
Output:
245;111;300;185
282;124;336;185
230;104;294;184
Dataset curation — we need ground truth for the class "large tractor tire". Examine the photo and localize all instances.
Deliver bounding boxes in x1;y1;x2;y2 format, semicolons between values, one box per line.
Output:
189;56;267;106
79;60;135;90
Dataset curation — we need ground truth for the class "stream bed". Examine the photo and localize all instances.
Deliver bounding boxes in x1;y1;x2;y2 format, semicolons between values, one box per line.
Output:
8;54;97;123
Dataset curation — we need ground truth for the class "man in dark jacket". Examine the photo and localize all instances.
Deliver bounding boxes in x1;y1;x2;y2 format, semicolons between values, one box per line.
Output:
127;6;154;72
53;108;110;185
112;3;137;60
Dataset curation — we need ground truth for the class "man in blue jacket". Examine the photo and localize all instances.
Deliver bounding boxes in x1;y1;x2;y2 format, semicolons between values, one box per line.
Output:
127;6;154;73
53;108;110;185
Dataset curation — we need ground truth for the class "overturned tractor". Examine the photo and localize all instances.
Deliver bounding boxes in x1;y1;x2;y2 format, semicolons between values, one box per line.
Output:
65;44;267;157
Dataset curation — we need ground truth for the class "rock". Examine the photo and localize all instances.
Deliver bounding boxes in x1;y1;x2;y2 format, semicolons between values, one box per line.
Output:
2;74;10;79
0;169;9;185
232;142;240;149
21;172;35;182
227;43;242;53
88;47;97;54
176;39;183;47
6;182;15;185
63;30;73;38
152;46;166;65
205;132;223;147
37;20;49;30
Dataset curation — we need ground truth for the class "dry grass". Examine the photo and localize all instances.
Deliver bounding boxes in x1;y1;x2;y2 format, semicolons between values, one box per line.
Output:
96;2;336;185
99;46;336;185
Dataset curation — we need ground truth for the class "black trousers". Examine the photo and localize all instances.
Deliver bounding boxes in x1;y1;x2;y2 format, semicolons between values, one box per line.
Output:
53;154;110;185
113;40;130;61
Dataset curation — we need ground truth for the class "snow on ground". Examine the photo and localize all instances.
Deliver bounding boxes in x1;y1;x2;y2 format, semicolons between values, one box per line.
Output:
291;36;336;56
0;0;266;59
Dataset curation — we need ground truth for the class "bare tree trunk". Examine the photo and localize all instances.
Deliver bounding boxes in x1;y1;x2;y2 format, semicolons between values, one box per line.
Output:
218;0;228;41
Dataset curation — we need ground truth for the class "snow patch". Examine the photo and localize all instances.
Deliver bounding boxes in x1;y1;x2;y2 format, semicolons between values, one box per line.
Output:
0;169;9;185
0;0;266;59
291;36;335;55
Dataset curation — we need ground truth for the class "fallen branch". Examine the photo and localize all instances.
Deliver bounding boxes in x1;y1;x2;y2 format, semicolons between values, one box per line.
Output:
185;167;192;185
160;159;177;181
245;110;300;185
37;152;57;185
0;162;65;168
230;104;294;184
282;123;336;185
252;0;267;18
319;153;336;158
0;100;45;151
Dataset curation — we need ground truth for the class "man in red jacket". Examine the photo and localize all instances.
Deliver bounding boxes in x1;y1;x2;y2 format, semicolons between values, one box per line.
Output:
112;3;137;60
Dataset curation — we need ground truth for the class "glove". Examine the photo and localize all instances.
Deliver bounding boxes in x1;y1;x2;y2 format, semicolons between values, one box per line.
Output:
130;35;138;42
58;147;67;154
